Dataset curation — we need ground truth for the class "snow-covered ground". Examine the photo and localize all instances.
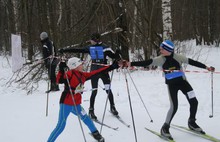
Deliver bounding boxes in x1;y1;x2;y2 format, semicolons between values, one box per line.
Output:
0;44;220;142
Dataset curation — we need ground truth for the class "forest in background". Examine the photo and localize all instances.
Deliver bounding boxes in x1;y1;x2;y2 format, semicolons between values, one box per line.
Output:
0;0;220;61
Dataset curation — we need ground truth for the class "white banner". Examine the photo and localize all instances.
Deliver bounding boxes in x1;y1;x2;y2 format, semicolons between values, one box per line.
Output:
11;34;23;72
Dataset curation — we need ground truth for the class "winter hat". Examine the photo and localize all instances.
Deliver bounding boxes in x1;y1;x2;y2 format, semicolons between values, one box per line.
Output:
160;40;174;52
91;32;101;42
67;57;83;69
40;32;48;40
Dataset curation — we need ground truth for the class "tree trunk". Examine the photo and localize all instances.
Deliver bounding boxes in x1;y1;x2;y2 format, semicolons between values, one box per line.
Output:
161;0;173;40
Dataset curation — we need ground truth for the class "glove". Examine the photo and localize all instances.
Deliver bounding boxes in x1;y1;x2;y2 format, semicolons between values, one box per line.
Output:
59;61;68;72
58;48;64;54
207;66;215;72
109;60;119;70
119;60;129;68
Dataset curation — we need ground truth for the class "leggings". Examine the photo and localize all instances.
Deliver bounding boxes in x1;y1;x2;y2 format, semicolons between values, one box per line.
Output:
48;104;97;142
90;72;115;109
165;80;198;125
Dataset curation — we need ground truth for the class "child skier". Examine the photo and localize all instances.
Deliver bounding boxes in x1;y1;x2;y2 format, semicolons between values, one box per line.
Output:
47;57;119;142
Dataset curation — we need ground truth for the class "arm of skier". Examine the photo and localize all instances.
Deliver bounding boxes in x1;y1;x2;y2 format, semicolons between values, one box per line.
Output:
188;58;215;72
84;61;119;80
130;59;153;67
121;55;164;68
56;62;68;84
58;46;89;54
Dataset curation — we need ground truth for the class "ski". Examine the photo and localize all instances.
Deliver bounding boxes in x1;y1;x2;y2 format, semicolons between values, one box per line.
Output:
145;127;175;142
171;124;220;142
93;119;119;131
109;111;130;128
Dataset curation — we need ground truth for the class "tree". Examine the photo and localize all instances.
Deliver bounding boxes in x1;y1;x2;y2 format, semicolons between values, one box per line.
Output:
161;0;172;40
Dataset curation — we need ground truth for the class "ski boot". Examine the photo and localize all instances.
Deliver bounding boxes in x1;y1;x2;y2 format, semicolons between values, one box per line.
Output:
91;130;105;142
160;123;173;140
188;118;205;134
89;108;97;120
110;105;118;116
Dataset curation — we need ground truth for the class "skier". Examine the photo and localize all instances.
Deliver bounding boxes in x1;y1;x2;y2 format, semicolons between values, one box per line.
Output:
47;57;119;142
122;40;215;140
40;32;59;91
59;32;121;120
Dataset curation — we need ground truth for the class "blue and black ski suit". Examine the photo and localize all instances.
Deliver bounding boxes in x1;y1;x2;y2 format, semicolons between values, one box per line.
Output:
130;53;208;125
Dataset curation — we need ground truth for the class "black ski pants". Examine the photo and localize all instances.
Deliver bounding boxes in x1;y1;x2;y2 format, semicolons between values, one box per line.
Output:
165;80;198;125
89;72;115;109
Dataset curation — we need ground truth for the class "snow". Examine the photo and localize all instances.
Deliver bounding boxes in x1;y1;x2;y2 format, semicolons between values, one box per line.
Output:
0;44;220;142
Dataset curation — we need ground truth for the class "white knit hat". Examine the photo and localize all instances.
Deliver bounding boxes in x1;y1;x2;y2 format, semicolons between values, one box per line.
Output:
40;32;48;40
67;57;83;69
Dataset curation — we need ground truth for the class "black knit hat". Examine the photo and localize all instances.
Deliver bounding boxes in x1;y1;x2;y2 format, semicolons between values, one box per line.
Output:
91;33;101;41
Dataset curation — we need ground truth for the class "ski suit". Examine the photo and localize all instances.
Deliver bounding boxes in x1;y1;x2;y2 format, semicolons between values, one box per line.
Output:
130;53;207;125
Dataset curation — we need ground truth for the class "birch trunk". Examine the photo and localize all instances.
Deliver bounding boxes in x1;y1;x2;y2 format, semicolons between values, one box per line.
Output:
161;0;172;40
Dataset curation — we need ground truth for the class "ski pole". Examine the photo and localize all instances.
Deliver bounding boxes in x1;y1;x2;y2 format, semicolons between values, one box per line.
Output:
64;71;87;142
209;72;214;118
124;69;138;142
46;81;49;117
100;70;114;133
126;69;153;122
45;57;53;117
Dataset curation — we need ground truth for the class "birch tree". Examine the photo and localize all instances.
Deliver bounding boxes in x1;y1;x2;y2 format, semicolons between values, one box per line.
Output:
161;0;172;40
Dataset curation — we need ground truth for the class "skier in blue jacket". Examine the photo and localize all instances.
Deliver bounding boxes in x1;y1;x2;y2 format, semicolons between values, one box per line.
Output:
59;33;121;120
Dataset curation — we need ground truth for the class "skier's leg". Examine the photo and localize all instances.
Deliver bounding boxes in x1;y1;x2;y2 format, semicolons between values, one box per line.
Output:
50;64;59;91
72;105;97;132
181;81;205;133
47;104;71;142
89;75;99;119
161;84;179;140
164;84;179;125
72;105;105;141
181;81;197;119
101;73;118;115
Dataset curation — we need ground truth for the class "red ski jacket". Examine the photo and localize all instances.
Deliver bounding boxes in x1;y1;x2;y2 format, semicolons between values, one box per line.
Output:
56;66;110;105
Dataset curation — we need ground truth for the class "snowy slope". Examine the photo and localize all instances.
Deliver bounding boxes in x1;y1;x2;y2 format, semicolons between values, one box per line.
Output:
0;45;220;142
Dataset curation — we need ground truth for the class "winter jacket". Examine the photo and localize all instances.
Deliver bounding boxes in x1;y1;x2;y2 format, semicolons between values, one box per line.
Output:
56;64;117;105
41;38;57;66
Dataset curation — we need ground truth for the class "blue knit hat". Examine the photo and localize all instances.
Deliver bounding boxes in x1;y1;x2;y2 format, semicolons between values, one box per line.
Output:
160;40;174;52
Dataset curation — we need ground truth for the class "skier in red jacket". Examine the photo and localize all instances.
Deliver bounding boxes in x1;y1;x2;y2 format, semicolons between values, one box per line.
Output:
47;57;119;142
